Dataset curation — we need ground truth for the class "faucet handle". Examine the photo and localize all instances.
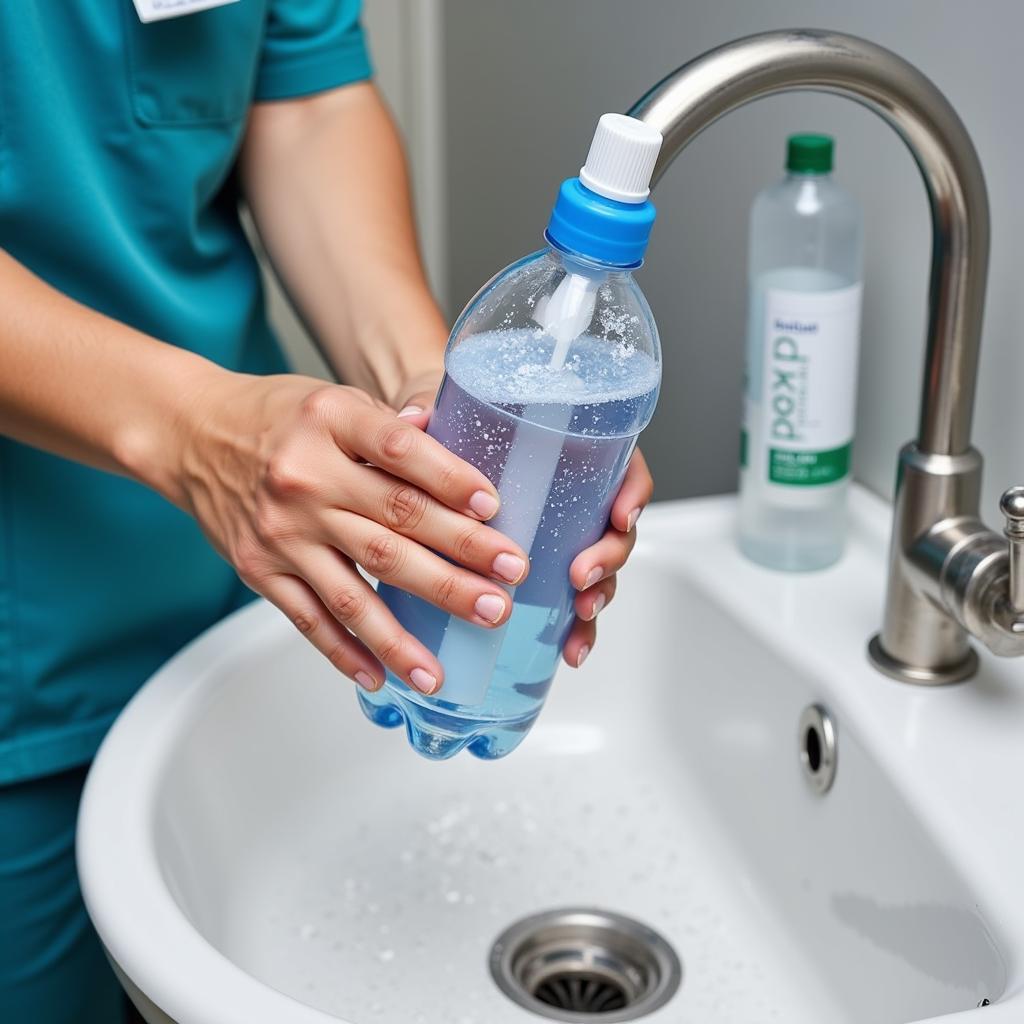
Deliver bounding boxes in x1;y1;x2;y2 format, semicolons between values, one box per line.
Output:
999;486;1024;614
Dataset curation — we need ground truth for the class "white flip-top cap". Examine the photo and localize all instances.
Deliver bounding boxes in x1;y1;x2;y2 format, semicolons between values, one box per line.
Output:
578;113;663;204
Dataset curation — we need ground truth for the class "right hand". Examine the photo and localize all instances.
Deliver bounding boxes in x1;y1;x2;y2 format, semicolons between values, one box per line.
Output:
171;372;529;696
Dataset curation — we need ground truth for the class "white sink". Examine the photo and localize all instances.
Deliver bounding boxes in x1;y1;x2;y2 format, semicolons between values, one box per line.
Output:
78;487;1024;1023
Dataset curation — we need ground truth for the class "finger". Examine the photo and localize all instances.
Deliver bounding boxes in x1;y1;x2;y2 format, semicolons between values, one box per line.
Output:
563;615;597;669
396;388;436;427
569;525;637;591
394;366;442;414
260;572;384;690
609;448;654;534
328;510;513;627
326;398;501;521
336;466;528;584
289;545;445;695
574;575;617;622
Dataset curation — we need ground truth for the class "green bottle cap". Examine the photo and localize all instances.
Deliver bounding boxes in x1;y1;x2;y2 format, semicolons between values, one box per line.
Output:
786;133;833;174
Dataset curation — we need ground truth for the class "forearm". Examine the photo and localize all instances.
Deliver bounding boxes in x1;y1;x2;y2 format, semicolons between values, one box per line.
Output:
239;82;447;406
0;248;223;504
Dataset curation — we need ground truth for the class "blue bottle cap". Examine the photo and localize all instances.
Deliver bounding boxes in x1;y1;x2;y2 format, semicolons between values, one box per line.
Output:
545;178;657;269
544;113;662;268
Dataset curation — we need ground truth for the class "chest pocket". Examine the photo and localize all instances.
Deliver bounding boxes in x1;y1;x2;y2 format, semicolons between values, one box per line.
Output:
123;1;266;127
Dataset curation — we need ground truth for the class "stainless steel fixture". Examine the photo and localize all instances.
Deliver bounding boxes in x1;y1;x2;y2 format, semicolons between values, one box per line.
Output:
799;704;837;794
628;29;1024;683
489;908;682;1022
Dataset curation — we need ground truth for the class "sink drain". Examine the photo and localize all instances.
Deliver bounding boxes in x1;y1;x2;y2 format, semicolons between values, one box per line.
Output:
489;908;681;1022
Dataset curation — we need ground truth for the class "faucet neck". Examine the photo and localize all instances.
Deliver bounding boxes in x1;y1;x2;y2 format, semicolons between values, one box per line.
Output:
627;28;989;457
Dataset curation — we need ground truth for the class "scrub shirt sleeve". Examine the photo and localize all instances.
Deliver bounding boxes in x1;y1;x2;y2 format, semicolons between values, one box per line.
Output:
254;0;373;102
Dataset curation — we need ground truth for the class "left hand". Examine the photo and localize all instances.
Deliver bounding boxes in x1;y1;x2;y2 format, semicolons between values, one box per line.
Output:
397;376;654;671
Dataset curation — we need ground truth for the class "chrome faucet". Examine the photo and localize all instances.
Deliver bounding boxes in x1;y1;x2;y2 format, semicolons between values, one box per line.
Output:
628;29;1024;683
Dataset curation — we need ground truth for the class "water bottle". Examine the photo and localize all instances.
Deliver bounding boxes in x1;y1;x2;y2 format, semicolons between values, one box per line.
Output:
359;113;663;759
738;133;864;571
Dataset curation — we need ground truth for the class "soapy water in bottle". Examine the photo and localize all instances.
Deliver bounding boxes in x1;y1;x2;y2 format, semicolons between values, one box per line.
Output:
359;324;658;759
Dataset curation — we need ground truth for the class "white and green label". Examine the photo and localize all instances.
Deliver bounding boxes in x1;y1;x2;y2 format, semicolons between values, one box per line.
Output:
759;283;862;487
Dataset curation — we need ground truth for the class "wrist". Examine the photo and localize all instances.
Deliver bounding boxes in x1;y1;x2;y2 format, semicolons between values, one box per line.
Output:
113;349;240;510
346;290;448;407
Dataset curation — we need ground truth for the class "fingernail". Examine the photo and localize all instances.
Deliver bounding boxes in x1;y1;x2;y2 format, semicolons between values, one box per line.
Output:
474;592;507;624
398;405;424;419
469;490;500;519
582;566;604;590
354;670;379;691
410;667;438;694
626;507;642;532
576;644;591;668
492;552;526;584
587;593;606;621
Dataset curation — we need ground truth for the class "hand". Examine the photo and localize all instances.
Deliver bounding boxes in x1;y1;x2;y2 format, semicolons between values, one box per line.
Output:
394;377;654;671
394;374;654;672
562;450;654;669
173;371;530;696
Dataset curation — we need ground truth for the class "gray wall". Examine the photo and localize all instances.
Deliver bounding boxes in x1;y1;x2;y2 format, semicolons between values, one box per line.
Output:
441;0;1024;517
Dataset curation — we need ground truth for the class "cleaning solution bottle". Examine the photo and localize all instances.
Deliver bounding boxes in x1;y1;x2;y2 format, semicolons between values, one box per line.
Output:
359;113;663;759
737;133;864;570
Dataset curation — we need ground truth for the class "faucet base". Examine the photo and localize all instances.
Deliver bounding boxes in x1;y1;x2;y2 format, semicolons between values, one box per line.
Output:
867;633;977;685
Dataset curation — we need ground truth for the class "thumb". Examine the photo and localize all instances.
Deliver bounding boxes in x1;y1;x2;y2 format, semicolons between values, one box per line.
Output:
396;385;439;430
396;391;434;429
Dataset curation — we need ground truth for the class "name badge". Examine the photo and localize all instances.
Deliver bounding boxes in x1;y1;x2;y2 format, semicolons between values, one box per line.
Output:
132;0;239;23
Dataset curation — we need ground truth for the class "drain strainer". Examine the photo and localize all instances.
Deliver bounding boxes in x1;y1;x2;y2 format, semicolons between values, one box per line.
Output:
489;908;681;1022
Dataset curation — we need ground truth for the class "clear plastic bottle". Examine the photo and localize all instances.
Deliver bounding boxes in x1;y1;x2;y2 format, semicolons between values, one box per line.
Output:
738;133;864;571
359;114;663;759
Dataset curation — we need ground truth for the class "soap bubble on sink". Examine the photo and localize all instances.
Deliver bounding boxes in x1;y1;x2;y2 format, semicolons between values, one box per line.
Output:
426;804;471;838
299;923;318;941
377;949;395;963
444;890;462;904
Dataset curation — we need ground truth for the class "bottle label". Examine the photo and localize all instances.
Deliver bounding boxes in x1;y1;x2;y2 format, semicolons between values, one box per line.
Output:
757;283;862;487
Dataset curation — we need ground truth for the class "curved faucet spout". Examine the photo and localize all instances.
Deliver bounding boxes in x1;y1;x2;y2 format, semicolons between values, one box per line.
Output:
627;29;1019;684
627;28;989;458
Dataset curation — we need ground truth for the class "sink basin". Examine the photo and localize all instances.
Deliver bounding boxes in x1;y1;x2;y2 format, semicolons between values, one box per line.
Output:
78;487;1024;1023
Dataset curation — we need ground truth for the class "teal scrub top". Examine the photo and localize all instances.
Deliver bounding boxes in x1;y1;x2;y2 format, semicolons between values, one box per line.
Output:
0;1;372;784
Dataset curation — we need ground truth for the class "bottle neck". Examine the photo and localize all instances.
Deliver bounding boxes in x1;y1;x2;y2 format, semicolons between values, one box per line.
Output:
785;170;831;182
548;242;629;279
